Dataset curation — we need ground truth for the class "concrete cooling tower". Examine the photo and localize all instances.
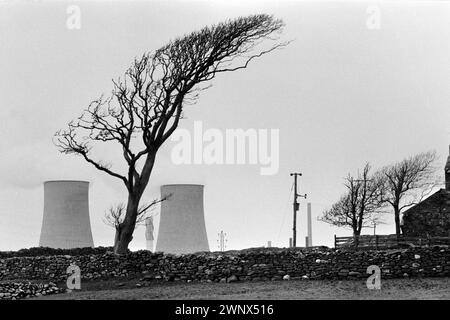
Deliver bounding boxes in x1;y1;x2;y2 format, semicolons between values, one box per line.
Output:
39;180;94;249
156;184;209;254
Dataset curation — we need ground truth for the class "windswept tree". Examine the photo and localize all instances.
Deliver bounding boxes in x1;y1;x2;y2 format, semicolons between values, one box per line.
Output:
321;164;385;242
379;151;438;237
54;14;287;254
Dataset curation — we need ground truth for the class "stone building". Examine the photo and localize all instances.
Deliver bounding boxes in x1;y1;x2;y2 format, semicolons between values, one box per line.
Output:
401;147;450;237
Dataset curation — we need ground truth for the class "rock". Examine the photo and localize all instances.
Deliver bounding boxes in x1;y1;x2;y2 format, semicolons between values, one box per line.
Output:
0;281;62;300
338;269;349;276
315;259;328;264
166;275;175;282
282;275;290;280
414;254;421;259
227;275;238;283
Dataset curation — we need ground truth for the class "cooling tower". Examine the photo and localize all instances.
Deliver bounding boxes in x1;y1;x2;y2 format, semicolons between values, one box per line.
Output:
39;180;94;249
156;184;209;254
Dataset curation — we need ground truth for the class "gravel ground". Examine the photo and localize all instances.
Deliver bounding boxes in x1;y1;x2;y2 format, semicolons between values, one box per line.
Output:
32;277;450;300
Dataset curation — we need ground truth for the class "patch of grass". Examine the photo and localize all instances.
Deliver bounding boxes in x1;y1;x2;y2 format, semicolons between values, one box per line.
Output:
32;277;450;300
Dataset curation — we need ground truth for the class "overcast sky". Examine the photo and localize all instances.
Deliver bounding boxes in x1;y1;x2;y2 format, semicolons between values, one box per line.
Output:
0;0;449;251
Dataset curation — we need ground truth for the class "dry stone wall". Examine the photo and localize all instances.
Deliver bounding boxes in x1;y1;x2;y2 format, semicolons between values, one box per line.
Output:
0;247;449;283
0;281;63;300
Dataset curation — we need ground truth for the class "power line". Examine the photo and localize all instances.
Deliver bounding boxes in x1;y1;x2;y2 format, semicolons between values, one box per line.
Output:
276;182;294;245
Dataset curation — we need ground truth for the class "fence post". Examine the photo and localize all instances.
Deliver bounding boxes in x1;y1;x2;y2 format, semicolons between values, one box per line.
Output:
334;234;337;248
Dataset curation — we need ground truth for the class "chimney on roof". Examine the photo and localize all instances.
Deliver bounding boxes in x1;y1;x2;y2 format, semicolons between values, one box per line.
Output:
445;146;450;191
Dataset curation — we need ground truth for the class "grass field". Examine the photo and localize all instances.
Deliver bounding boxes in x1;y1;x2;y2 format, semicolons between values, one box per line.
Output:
33;277;450;300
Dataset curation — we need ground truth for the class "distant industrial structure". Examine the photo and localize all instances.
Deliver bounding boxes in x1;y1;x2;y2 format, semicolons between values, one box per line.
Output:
145;216;154;252
306;202;313;247
217;230;227;252
39;180;94;249
402;147;450;237
155;184;209;254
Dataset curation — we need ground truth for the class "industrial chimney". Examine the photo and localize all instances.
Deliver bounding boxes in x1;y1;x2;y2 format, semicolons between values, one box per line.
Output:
145;216;154;252
39;180;94;249
307;202;312;247
156;184;209;254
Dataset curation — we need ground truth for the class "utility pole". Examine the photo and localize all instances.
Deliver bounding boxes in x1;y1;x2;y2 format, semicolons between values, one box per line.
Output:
290;173;306;247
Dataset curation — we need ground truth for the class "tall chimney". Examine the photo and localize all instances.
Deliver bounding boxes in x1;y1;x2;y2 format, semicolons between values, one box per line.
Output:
445;146;450;191
307;202;312;247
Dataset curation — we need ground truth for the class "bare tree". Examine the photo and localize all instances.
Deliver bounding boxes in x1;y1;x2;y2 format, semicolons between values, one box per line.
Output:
103;196;169;249
379;151;439;237
54;14;287;254
321;163;385;243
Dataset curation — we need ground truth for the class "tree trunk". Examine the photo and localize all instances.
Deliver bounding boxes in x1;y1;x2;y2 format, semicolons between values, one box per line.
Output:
394;206;401;237
113;152;157;254
353;229;361;249
114;194;140;254
114;230;133;254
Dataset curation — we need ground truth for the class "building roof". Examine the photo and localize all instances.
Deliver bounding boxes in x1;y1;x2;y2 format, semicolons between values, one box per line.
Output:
446;147;450;172
403;188;450;218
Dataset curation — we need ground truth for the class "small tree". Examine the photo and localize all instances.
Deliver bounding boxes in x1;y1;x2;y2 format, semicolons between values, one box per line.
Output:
103;197;168;249
321;163;385;245
379;151;438;237
54;14;287;254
